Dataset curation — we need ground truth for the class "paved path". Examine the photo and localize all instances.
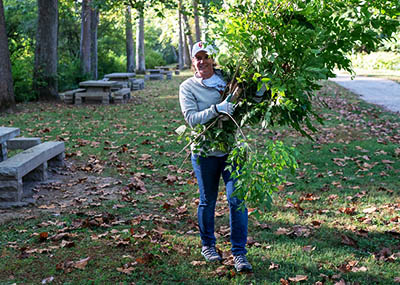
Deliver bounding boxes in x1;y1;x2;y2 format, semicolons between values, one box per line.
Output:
330;75;400;113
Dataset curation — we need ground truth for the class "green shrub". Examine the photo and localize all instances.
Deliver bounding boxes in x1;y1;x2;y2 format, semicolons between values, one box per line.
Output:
98;49;126;79
145;49;166;69
350;51;400;70
58;58;89;92
11;55;35;102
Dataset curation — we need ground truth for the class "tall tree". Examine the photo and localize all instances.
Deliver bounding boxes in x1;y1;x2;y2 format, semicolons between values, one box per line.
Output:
177;0;184;69
126;5;135;72
181;5;194;49
90;6;99;79
80;0;91;75
0;0;15;111
193;0;201;42
135;10;145;73
33;0;58;100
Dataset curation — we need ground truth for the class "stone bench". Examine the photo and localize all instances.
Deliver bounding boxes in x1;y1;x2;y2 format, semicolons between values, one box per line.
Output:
144;74;164;81
130;79;145;90
112;88;131;103
7;137;41;150
0;141;65;207
165;71;172;80
61;88;86;104
75;91;111;105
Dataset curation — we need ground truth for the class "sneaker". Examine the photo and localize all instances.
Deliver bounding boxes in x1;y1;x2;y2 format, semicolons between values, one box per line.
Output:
233;254;252;272
201;246;222;262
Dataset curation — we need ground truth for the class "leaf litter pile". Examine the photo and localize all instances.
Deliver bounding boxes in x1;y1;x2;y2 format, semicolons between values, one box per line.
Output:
0;77;399;284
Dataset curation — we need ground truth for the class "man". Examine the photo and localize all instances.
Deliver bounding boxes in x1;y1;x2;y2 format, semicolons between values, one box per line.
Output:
178;41;252;272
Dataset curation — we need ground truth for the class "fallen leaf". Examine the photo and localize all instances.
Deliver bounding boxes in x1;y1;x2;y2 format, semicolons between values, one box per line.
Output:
302;245;315;252
340;234;358;247
41;276;54;284
39;232;49;242
288;275;308;282
191;260;206;266
73;257;91;269
269;262;279;270
363;206;377;214
280;278;289;285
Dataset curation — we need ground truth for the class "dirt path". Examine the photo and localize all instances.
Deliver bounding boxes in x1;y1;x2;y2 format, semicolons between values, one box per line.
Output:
330;75;400;113
0;161;124;225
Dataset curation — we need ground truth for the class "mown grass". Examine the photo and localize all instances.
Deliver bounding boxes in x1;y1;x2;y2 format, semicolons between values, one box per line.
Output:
0;71;399;284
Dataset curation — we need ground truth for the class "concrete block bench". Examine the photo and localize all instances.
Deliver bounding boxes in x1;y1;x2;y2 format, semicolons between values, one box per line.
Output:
75;91;111;105
7;137;41;150
61;88;86;104
112;88;131;103
144;74;164;81
0;141;65;207
130;79;145;90
165;71;172;80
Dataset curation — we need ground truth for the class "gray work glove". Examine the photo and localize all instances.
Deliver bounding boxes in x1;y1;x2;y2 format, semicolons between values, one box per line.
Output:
215;94;234;115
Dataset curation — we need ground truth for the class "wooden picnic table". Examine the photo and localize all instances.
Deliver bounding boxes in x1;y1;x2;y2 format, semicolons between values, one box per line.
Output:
0;127;21;162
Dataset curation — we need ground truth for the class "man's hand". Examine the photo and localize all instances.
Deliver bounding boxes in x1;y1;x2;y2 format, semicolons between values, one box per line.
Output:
216;95;234;115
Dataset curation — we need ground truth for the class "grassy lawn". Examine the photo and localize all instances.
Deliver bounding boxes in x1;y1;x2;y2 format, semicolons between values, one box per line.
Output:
0;71;399;284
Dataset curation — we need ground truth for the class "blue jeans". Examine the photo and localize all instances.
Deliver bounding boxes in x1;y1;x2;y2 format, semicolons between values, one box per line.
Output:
191;154;248;256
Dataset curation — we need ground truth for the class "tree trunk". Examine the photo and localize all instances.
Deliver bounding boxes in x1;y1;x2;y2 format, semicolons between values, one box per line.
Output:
177;0;184;70
0;0;15;111
192;0;201;42
90;7;98;79
183;29;191;68
126;6;135;72
33;0;58;101
182;9;193;51
80;0;91;75
135;12;145;74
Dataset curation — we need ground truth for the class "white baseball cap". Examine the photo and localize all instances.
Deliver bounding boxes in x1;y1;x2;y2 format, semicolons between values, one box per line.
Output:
191;41;215;58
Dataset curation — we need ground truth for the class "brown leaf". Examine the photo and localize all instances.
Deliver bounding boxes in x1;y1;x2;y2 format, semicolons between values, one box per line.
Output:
275;227;292;235
288;275;308;282
73;257;91;269
339;207;356;215
362;206;377;214
61;240;75;248
340;234;358;247
39;232;49;242
280;279;289;285
135;253;154;264
116;262;137;275
269;262;279;270
394;277;400;283
191;260;206;266
215;265;228;276
302;245;315;252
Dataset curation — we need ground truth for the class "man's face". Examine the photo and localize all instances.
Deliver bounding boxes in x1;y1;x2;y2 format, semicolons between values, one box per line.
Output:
192;51;214;79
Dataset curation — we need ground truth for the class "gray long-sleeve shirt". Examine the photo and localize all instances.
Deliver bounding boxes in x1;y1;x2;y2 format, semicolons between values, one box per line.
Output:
179;74;226;156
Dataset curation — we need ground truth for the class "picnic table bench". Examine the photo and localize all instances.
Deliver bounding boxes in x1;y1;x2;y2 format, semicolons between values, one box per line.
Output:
145;69;164;81
0;127;65;207
0;127;20;162
76;80;127;105
104;72;136;90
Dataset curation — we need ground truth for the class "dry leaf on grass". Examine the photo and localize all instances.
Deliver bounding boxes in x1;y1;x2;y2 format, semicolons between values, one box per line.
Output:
288;275;308;282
